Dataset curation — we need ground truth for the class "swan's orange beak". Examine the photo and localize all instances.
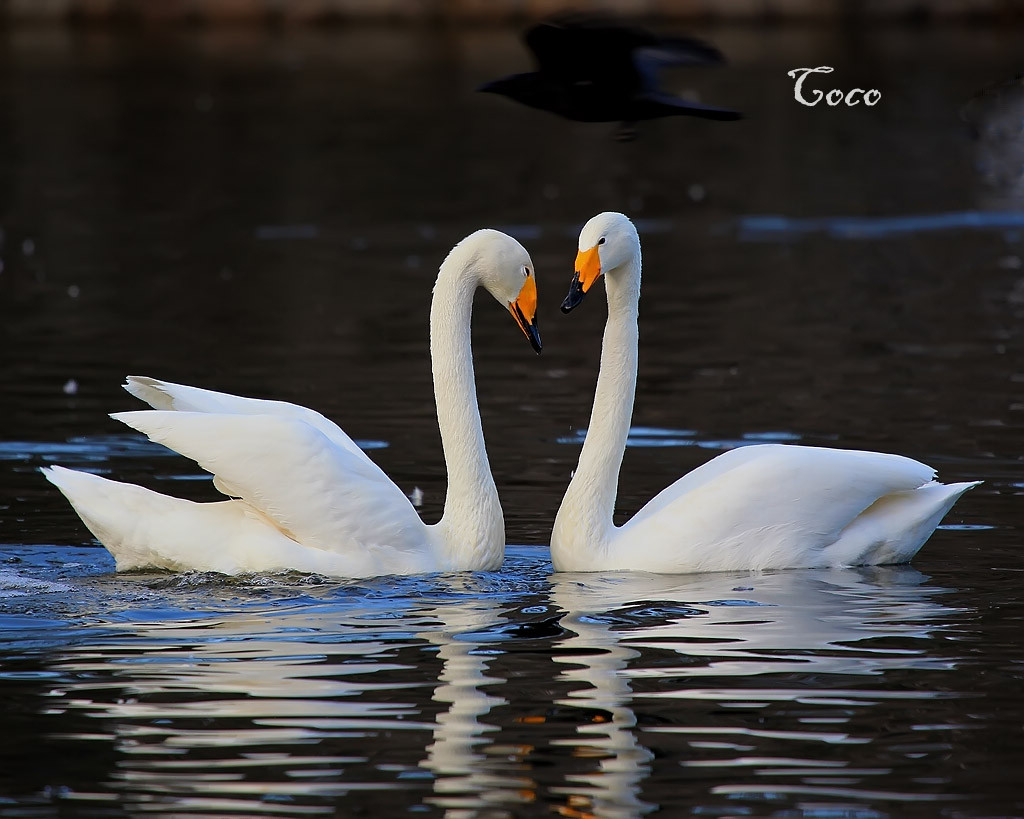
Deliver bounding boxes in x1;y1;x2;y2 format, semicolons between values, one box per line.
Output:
562;245;602;314
509;274;542;354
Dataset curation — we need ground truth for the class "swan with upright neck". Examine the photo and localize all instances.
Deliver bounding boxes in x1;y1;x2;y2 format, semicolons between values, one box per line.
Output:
44;229;541;577
551;211;979;574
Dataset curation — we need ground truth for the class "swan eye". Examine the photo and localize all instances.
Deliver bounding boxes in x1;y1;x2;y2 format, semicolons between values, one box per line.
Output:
598;237;606;245
523;266;531;277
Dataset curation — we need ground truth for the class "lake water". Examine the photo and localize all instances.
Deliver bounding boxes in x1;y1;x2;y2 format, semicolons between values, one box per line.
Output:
2;23;1023;818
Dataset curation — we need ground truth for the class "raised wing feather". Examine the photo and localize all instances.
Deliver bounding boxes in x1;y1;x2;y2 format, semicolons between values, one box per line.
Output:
111;410;429;561
124;376;376;470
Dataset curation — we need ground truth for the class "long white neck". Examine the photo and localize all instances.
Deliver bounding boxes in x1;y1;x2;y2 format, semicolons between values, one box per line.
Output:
429;253;504;570
553;254;641;566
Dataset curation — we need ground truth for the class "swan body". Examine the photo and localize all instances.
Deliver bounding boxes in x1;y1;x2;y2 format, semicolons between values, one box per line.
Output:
551;212;979;574
44;229;542;577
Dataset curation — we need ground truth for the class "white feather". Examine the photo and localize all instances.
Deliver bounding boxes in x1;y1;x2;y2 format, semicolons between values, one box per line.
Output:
552;212;979;574
44;229;540;577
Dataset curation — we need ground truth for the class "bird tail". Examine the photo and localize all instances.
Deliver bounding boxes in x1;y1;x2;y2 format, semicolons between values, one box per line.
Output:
829;480;982;566
42;466;210;571
640;91;742;121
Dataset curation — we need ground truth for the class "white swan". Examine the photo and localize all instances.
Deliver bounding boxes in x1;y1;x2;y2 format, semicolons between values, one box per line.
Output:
550;212;979;573
43;229;542;577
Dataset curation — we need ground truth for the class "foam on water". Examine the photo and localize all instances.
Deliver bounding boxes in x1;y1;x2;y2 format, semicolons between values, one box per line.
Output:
0;570;73;598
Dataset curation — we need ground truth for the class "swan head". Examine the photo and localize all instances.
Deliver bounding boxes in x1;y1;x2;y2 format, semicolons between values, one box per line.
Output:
562;212;639;313
457;229;542;354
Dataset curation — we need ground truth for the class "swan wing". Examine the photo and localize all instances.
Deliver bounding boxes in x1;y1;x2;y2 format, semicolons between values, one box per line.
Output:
123;376;376;470
111;410;432;569
622;444;960;571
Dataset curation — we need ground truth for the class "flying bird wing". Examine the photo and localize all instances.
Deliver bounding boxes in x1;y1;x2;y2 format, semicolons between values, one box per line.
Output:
525;14;725;91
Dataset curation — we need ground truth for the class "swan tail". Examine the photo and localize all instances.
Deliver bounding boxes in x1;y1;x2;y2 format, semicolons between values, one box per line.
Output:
42;465;225;571
41;465;367;575
828;480;982;567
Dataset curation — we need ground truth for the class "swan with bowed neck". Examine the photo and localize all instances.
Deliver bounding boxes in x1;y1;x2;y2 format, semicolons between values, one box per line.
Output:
550;211;979;574
43;229;541;577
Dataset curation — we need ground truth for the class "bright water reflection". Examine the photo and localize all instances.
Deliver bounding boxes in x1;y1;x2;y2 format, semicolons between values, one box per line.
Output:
539;569;968;817
2;547;977;817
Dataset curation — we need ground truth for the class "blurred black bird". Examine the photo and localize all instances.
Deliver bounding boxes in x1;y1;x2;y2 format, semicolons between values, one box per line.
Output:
478;14;741;132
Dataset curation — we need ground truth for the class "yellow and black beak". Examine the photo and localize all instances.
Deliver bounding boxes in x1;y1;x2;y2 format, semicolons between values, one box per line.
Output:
509;274;542;354
561;244;602;314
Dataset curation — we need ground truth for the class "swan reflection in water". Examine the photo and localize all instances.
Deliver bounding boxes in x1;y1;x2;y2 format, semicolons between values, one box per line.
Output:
41;564;964;816
517;566;962;817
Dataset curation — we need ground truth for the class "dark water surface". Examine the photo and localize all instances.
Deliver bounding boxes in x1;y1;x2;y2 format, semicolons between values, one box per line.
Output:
1;24;1023;818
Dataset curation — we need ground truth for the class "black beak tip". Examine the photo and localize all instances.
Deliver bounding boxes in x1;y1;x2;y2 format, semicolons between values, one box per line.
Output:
561;276;586;314
528;324;543;355
513;302;542;354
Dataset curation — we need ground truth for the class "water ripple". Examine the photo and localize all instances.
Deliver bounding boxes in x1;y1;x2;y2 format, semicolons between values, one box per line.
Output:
556;426;804;449
0;545;990;817
738;210;1024;241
